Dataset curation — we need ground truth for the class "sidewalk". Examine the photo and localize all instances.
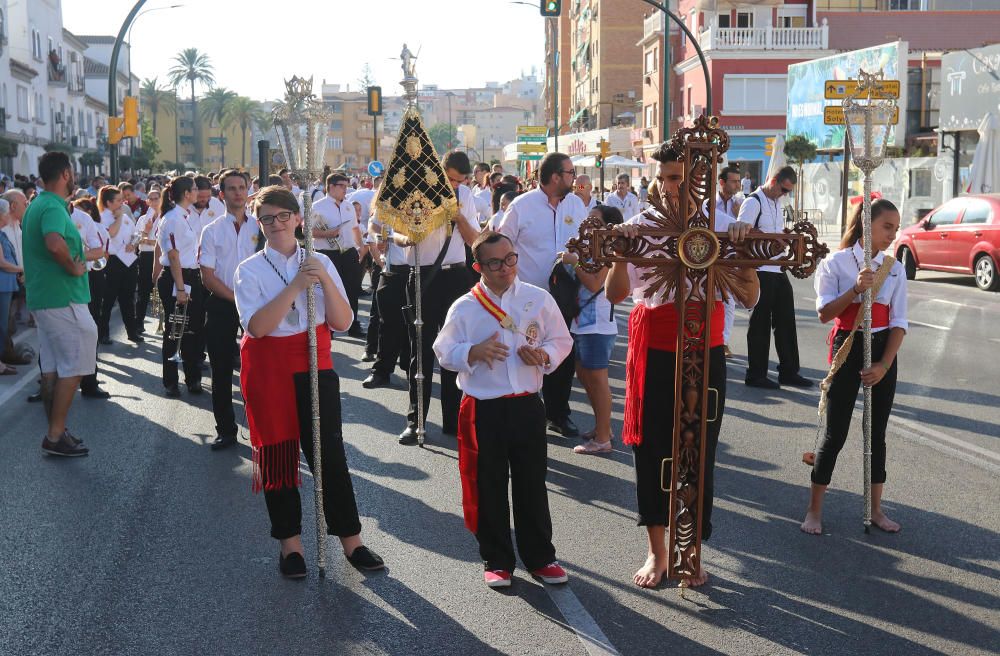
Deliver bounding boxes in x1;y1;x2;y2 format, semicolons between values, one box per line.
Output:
0;324;39;408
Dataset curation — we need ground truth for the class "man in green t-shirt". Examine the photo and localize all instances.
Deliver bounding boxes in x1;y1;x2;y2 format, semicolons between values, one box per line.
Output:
21;151;96;457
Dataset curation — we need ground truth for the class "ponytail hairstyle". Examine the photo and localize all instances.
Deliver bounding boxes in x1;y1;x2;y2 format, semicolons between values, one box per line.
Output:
160;175;195;215
840;198;899;249
97;185;121;213
74;197;101;225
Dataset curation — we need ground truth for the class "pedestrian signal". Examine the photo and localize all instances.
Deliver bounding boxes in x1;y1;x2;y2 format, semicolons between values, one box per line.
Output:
367;86;382;116
540;0;561;17
123;96;139;138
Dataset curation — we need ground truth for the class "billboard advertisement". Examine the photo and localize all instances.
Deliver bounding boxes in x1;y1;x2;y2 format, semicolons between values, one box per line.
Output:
939;43;1000;132
787;42;908;151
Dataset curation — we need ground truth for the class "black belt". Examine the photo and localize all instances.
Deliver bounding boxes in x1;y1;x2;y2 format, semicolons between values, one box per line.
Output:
387;264;411;275
414;262;465;272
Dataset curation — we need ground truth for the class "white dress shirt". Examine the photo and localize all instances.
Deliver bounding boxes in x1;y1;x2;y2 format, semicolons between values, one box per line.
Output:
188;197;227;243
136;209;160;253
433;278;573;399
101;208;138;267
1;222;23;269
736;188;787;273
71;208;107;271
199;212;261;292
703;192;740;228
580;195;598;211
604;191;640;220
815;242;908;333
472;184;493;224
234;245;351;337
498;189;586;289
370;214;408;267
312;194;359;251
347;188;375;236
741;177;753;195
157;205;199;268
405;184;480;266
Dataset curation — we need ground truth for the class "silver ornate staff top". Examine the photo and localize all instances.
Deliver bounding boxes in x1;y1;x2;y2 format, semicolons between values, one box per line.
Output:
400;43;419;108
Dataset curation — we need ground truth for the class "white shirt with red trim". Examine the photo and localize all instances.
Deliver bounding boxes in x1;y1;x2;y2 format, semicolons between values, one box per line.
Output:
157;205;199;268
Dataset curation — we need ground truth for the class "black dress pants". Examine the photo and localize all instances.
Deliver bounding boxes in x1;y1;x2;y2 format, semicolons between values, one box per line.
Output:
811;330;897;486
405;266;471;432
474;394;555;572
633;346;726;540
263;370;362;540
81;269;106;393
205;294;240;438
323;248;364;332
542;351;576;424
372;265;411;378
746;270;801;381
365;263;381;356
100;256;139;339
135;250;155;328
158;269;205;388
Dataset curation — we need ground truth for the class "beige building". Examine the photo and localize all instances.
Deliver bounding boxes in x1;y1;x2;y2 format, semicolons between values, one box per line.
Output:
544;12;572;139
151;98;248;171
320;85;389;173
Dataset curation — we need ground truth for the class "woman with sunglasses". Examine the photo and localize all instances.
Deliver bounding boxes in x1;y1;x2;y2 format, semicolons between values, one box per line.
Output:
234;185;383;579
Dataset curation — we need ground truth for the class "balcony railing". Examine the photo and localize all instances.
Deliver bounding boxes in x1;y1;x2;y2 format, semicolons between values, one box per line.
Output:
643;13;662;40
699;20;829;51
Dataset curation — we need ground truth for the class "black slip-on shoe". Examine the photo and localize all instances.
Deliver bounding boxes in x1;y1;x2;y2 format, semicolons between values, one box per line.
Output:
279;551;307;579
346;546;384;571
165;385;182;398
779;373;814;388
211;434;238;451
398;427;419;446
745;377;780;390
362;373;390;389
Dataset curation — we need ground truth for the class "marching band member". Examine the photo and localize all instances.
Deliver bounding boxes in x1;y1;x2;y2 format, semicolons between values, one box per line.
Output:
134;187;162;330
234;185;383;579
71;198;111;399
199;170;259;451
433;230;572;589
801;198;906;535
605;143;759;589
312;173;367;339
156;176;205;397
98;185;142;344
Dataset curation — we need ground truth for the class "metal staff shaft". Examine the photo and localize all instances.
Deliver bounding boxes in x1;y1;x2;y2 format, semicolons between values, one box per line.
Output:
301;181;327;576
413;241;426;446
861;110;874;534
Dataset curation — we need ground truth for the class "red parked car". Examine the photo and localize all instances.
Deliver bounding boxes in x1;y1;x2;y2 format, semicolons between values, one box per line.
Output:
893;194;1000;291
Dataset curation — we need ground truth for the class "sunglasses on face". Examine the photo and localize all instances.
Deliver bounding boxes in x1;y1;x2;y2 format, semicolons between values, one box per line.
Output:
480;252;518;272
258;211;295;225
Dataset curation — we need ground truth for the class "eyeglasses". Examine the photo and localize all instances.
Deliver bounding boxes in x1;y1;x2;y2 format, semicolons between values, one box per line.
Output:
257;211;295;225
560;169;577;177
481;252;518;272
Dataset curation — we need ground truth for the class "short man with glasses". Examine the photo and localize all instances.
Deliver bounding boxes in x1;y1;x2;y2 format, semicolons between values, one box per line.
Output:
434;230;573;588
604;173;641;220
313;173;367;339
498;151;587;437
736;165;811;389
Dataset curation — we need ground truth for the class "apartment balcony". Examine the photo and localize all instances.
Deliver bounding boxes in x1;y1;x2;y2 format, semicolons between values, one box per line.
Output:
698;20;829;51
643;13;662;40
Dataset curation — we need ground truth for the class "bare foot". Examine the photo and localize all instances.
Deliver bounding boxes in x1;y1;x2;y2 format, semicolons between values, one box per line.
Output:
800;510;823;535
871;511;901;533
684;567;709;588
633;553;669;589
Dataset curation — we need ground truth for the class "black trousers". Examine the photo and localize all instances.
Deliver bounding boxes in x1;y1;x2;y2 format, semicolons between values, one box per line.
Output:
365;263;381;356
323;248;363;332
633;346;726;539
263;370;362;540
81;269;106;394
405;266;471;431
205;294;240;438
542;350;576;424
372;265;411;378
158;268;205;388
812;330;897;486
746;271;801;381
135;251;155;327
474;394;555;572
100;256;139;339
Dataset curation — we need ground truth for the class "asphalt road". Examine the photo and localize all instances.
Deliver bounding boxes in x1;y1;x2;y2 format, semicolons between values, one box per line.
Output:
0;268;997;656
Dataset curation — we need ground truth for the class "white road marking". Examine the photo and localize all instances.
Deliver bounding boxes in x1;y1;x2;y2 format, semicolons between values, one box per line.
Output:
926;298;970;308
0;370;37;410
890;421;1000;475
908;319;949;331
544;584;620;656
890;415;1000;465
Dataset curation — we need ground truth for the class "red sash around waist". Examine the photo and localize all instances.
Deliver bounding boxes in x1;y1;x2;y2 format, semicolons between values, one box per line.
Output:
827;302;890;363
239;324;332;492
622;301;724;446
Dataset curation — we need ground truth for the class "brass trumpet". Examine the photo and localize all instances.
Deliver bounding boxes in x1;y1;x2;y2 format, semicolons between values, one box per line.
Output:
167;301;190;364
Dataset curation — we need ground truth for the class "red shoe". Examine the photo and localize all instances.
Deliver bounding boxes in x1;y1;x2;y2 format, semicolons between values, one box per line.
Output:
530;562;568;584
484;569;512;588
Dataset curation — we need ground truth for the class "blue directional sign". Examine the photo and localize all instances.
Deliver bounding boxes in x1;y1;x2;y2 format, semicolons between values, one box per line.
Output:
368;161;384;177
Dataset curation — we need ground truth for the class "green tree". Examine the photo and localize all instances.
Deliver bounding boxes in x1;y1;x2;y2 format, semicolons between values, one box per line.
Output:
139;118;161;168
139;77;175;135
224;96;264;168
167;48;215;167
427;123;457;156
784;135;817;212
200;87;238;167
357;63;377;90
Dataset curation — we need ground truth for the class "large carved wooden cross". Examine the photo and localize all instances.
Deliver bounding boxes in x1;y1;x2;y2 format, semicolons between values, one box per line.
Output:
567;116;829;581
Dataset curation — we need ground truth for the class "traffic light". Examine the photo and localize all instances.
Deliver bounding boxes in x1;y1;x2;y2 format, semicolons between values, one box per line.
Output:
595;154;603;168
540;0;561;17
599;138;611;158
123;96;139;138
107;116;125;145
764;136;776;157
367;86;382;116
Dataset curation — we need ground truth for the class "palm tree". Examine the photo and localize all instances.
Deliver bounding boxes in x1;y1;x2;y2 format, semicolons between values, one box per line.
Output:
167;48;215;167
139;77;175;135
224;96;264;168
200;87;237;167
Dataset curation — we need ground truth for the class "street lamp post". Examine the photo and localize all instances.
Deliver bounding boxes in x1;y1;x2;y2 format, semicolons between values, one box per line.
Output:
108;0;148;182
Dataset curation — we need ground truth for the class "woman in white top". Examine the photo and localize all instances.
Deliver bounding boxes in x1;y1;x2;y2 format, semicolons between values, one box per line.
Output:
97;185;142;343
801;198;907;536
564;205;622;455
234;185;383;579
134;187;162;328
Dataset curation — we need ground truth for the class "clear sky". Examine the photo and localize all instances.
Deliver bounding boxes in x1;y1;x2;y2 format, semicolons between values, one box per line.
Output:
62;0;546;100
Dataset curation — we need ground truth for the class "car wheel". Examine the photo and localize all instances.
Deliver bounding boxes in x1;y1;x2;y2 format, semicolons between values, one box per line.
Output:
899;246;917;280
974;254;999;291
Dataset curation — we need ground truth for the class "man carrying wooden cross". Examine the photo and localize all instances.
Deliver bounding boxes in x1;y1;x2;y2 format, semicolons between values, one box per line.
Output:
604;141;761;589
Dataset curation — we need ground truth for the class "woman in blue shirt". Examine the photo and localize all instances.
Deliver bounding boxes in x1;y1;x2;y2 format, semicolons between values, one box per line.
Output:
0;199;24;375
